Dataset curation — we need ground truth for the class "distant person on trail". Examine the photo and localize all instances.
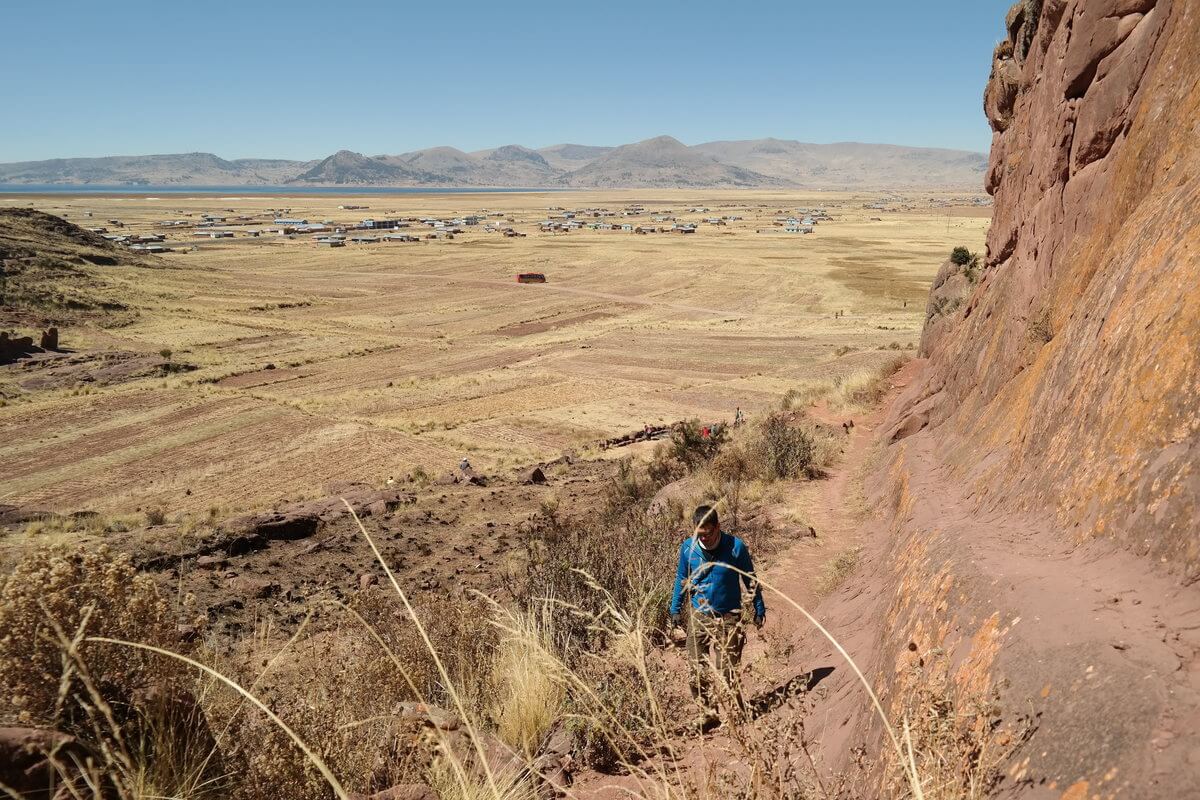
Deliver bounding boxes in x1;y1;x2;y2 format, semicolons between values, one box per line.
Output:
459;458;471;472
734;407;744;427
669;505;766;728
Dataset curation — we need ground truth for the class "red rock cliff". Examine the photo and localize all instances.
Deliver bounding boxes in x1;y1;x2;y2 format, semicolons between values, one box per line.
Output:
900;0;1198;579
802;2;1199;796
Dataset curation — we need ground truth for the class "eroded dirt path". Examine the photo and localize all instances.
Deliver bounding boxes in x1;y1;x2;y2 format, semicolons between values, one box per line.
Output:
569;368;920;799
738;364;918;698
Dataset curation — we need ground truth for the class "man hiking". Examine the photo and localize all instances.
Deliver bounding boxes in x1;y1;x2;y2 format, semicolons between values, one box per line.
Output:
669;505;765;728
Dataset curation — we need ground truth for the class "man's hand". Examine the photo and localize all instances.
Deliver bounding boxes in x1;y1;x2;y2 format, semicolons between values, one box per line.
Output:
753;614;765;630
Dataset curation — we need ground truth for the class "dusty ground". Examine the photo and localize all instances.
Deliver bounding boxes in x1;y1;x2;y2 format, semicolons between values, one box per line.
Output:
0;189;986;521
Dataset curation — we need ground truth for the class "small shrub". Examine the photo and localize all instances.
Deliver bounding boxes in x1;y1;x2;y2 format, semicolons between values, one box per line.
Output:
145;507;167;526
0;546;179;722
748;413;815;482
159;348;173;360
964;258;981;284
950;246;972;266
646;442;686;485
668;419;728;471
520;502;679;650
605;458;656;510
0;545;207;800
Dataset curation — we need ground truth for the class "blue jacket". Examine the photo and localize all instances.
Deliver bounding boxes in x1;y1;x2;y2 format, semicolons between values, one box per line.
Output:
669;532;766;618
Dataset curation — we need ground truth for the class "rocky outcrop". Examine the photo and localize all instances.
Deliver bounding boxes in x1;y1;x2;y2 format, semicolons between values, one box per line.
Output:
917;257;975;357
0;330;39;363
805;1;1199;795
222;484;417;542
910;0;1196;578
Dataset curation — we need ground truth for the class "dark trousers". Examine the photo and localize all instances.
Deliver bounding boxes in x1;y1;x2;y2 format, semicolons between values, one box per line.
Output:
686;610;746;713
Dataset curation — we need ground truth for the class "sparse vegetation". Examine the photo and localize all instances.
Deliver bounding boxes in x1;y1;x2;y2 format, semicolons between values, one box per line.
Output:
886;648;1036;800
0;194;1000;799
1028;309;1053;344
748;411;816;481
819;547;861;594
491;605;564;756
826;354;909;411
951;246;982;284
667;418;728;471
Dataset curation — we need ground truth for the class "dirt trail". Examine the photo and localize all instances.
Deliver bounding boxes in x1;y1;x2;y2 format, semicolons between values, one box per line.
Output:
570;369;920;800
726;365;919;713
788;362;1200;796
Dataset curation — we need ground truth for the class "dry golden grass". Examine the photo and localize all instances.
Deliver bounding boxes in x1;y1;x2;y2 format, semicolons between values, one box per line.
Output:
490;603;565;756
0;408;1025;800
1;190;984;516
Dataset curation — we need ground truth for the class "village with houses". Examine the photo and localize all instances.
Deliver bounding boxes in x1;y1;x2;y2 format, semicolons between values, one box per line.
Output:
67;193;991;263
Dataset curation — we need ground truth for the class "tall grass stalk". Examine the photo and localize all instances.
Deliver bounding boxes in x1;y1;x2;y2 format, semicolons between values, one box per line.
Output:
343;498;509;800
85;637;350;800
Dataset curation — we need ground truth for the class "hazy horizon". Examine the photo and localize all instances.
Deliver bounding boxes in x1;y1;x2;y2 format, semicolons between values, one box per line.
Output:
1;0;1012;162
0;135;990;166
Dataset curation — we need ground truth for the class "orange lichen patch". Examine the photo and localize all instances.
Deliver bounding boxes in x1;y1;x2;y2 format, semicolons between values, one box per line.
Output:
905;0;1200;581
1060;780;1089;800
954;612;1002;703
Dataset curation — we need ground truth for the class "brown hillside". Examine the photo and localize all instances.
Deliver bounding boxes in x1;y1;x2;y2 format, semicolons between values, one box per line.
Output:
799;1;1199;796
0;208;152;328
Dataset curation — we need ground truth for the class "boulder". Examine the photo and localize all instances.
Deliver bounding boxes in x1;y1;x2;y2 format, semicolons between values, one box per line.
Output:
0;727;89;796
354;784;437;800
393;701;461;732
225;533;266;556
39;327;59;351
0;331;39;363
225;510;320;541
525;466;547;485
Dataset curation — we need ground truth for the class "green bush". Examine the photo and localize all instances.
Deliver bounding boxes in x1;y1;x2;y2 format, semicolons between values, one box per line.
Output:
950;246;973;266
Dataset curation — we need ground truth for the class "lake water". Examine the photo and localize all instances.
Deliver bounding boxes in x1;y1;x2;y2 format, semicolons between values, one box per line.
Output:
0;184;560;195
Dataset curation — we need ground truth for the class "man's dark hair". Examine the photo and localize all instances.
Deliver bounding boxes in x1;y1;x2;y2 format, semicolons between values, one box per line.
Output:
692;505;719;528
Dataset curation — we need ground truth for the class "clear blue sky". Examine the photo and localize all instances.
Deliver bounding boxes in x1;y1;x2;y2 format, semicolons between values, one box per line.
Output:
0;0;1013;162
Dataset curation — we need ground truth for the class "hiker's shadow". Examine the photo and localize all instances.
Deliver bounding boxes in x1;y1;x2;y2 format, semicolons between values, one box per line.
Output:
747;666;835;719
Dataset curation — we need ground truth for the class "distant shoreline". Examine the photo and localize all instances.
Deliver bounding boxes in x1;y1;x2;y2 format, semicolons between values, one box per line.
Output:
0;184;566;196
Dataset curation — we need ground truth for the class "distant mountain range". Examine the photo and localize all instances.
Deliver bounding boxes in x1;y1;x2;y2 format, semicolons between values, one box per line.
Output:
0;136;987;189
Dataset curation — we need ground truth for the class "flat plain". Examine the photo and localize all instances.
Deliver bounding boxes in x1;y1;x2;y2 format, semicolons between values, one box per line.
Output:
0;189;988;516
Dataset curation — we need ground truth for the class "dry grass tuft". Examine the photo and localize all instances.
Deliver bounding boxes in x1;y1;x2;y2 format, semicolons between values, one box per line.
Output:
886;655;1036;800
818;547;862;595
491;604;565;756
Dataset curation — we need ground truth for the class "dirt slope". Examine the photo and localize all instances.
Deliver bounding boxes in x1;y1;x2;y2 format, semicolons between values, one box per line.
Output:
793;2;1199;797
